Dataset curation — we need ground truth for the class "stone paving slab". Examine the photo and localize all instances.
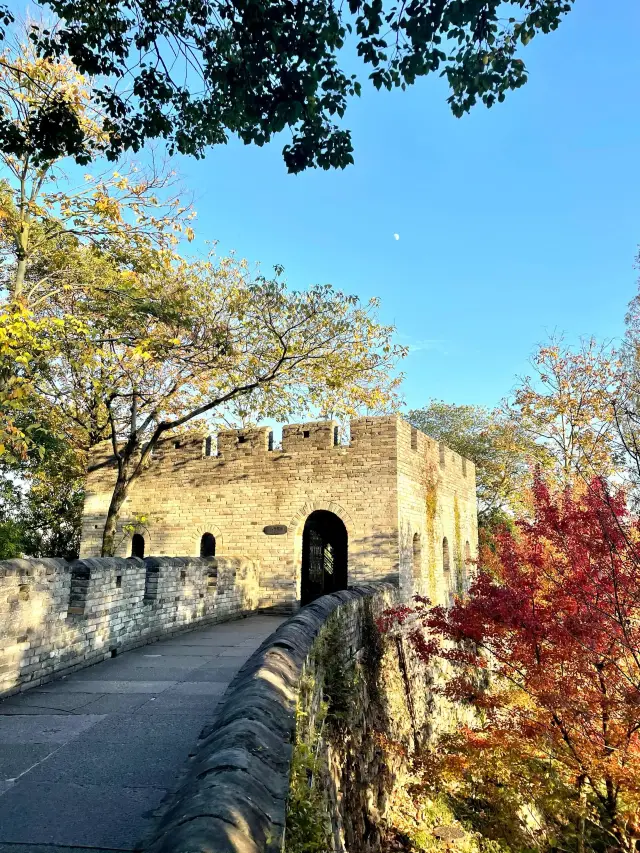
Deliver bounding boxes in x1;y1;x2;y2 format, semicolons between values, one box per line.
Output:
108;654;213;668
0;714;105;744
137;692;227;714
0;781;168;849
71;712;206;744
64;666;192;683
0;703;90;716
0;690;103;712
45;680;178;694
76;694;156;715
0;614;284;851
0;845;122;853
0;744;55;779
162;681;228;696
122;645;220;657
216;646;264;657
182;663;245;682
25;739;192;789
136;643;224;652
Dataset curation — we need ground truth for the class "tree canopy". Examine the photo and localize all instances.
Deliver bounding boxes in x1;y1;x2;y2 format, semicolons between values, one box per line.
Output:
0;40;198;459
383;476;640;850
507;336;622;488
0;48;405;558
0;1;574;171
0;418;83;560
409;335;626;532
407;400;533;526
37;252;404;554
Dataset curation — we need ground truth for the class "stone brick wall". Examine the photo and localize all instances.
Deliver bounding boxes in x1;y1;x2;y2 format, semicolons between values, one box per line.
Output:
0;555;258;699
395;418;478;603
81;415;478;610
284;586;449;853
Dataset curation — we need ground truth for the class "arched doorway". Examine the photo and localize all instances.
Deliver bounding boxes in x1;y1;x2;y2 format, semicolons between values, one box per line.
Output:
301;510;348;605
200;532;216;558
131;533;145;559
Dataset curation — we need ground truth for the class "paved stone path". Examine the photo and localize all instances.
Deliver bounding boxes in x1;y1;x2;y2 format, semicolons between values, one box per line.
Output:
0;614;284;853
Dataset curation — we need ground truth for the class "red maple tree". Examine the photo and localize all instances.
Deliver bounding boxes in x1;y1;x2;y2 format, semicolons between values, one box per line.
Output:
385;478;640;849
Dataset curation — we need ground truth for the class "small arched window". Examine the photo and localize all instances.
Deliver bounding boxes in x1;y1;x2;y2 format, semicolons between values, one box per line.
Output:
412;533;421;582
442;537;450;574
200;532;216;558
131;533;145;559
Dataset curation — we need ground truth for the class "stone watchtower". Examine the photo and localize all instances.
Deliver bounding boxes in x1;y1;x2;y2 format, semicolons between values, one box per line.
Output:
80;415;478;611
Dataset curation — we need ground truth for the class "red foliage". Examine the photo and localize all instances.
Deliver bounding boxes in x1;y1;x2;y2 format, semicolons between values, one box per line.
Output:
385;477;640;846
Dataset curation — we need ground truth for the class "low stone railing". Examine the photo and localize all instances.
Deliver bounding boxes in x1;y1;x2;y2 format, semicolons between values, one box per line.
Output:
0;555;259;698
144;584;401;853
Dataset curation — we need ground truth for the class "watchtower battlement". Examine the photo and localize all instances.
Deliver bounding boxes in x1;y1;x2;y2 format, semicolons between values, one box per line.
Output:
151;419;346;463
81;415;478;611
107;415;474;472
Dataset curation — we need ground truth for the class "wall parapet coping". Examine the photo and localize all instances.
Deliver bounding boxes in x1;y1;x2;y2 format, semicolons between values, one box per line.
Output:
144;582;397;853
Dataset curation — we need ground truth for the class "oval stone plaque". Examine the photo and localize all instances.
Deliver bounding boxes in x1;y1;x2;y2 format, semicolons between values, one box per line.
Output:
263;524;288;536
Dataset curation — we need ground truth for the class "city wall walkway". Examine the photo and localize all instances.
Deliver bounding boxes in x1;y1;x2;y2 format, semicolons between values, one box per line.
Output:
0;614;284;853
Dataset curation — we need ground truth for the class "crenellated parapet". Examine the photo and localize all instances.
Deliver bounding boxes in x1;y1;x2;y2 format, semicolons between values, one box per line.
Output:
139;416;399;465
131;418;475;486
0;555;259;699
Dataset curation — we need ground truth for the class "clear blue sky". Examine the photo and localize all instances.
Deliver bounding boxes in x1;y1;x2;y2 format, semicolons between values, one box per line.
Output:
173;1;637;412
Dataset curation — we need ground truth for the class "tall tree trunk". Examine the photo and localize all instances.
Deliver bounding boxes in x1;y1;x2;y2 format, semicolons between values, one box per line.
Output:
100;431;149;557
603;779;629;851
14;254;27;301
14;167;31;302
577;776;586;853
101;472;130;557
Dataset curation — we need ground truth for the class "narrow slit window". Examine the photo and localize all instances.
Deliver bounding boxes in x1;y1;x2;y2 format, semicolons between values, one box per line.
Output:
411;427;418;451
412;533;421;582
442;537;451;604
439;442;446;466
442;537;450;575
